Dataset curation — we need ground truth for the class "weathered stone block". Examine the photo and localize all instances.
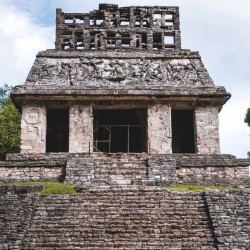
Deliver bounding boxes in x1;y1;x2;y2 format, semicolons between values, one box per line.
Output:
148;104;172;154
69;105;93;153
195;106;220;154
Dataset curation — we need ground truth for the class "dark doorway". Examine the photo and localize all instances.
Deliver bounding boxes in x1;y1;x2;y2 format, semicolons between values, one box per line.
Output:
46;109;69;152
171;110;195;153
93;109;147;153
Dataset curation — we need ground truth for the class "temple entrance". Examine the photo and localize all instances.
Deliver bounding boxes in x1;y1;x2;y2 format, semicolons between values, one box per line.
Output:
93;109;147;153
46;109;69;152
171;109;195;153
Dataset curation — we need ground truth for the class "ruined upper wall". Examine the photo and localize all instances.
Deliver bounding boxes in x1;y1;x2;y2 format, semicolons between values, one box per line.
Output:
55;4;181;51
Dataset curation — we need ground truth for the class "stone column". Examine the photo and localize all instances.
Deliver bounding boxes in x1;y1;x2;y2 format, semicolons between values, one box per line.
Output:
195;106;220;154
69;105;93;153
148;104;172;154
20;104;46;153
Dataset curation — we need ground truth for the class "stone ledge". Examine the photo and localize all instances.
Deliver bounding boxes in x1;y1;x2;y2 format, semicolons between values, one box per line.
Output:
37;49;200;59
6;152;148;161
0;159;65;167
6;152;70;161
12;85;230;96
0;185;44;195
1;153;249;187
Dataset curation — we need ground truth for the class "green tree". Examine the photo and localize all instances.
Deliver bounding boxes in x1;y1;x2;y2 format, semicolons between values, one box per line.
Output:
0;85;21;160
244;108;250;157
0;84;13;105
244;108;250;126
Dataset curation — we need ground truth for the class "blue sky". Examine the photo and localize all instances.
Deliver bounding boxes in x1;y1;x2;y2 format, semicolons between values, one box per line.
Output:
0;0;249;158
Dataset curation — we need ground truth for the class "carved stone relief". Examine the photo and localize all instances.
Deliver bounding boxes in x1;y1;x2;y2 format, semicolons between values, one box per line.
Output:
26;57;214;88
21;105;46;154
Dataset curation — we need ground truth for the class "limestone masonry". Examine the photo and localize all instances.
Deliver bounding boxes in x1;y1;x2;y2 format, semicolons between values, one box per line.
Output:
0;4;249;249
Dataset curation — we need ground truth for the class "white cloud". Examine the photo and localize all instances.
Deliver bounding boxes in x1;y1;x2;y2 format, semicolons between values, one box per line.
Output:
0;0;54;86
220;88;250;157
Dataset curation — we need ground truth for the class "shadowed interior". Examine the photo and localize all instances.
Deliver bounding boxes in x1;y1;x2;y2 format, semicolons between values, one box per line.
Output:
172;109;195;153
46;109;69;152
93;109;147;153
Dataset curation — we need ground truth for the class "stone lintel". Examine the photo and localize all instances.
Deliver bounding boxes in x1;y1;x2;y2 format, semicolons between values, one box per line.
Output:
11;86;231;109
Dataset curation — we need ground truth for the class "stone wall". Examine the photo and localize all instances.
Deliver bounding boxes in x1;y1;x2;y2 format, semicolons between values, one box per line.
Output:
148;154;250;188
0;166;64;184
20;104;46;154
175;154;250;188
177;166;250;188
148;104;172;154
195;106;221;154
69;105;93;153
205;190;250;249
1;153;249;187
0;185;44;195
64;154;250;187
0;156;65;184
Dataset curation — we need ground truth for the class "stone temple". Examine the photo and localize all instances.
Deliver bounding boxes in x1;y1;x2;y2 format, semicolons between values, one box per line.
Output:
13;5;226;156
7;4;249;187
0;4;250;249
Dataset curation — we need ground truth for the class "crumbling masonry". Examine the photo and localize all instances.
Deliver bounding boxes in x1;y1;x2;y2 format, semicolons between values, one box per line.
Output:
0;4;250;249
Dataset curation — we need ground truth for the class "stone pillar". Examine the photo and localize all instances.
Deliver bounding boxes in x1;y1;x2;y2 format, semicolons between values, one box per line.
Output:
195;106;220;154
148;104;172;154
69;105;93;153
20;104;46;153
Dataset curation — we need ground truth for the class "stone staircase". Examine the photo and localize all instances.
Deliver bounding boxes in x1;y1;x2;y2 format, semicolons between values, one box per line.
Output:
64;154;149;185
19;186;216;249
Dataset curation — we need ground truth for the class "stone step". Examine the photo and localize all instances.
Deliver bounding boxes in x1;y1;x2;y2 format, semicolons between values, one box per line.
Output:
65;157;149;185
19;187;216;249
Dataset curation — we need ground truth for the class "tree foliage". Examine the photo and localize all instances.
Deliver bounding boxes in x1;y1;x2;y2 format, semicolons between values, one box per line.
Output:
0;85;21;160
244;108;250;157
0;84;13;105
244;108;250;127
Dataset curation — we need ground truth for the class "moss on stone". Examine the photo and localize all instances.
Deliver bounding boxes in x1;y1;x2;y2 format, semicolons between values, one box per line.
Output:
166;185;242;192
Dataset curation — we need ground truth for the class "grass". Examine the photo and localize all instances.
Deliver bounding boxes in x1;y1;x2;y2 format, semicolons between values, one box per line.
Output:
6;182;77;195
4;182;246;194
166;185;242;193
